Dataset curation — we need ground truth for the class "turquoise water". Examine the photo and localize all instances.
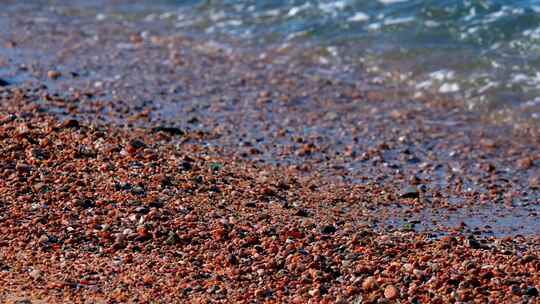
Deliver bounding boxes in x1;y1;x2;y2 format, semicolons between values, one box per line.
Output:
138;0;540;125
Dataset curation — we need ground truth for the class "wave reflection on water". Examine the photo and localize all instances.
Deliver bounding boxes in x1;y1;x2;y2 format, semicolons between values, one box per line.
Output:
16;0;540;127
144;0;540;127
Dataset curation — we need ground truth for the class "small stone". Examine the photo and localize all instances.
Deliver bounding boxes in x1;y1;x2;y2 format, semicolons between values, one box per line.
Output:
321;225;336;234
529;177;540;189
0;114;16;124
409;175;421;185
403;263;414;273
362;276;376;291
38;234;49;243
465;238;481;249
135;206;150;214
294;208;309;217
413;269;424;278
4;40;16;48
523;255;537;262
129;34;143;44
187;116;199;124
181;161;192;171
131;186;145;196
76;198;94;209
510;285;521;295
400;186;420;199
47;70;61;79
335;295;347;304
152;126;184;136
128;139;146;149
254;288;271;298
61;119;80;128
142;274;153;285
517;157;534;170
384;285;399;300
227;254;238;265
526;287;538;296
29;269;41;279
210;162;222;171
308;288;320;297
165;231;179;245
136;226;148;238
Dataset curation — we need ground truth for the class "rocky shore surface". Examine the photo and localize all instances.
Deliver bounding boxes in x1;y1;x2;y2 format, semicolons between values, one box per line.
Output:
0;2;539;303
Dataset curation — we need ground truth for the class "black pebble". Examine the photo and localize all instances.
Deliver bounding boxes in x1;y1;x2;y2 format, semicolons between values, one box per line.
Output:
399;186;420;199
526;287;539;297
152;126;184;136
181;161;193;171
294;208;309;217
321;225;336;234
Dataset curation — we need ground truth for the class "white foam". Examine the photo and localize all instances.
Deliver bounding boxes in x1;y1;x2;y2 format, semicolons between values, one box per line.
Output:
415;80;433;89
286;30;308;40
264;9;281;17
483;10;507;24
378;0;409;4
512;74;530;83
216;20;242;28
523;27;540;39
424;20;440;27
348;12;370;22
287;3;311;17
159;12;175;20
491;61;501;68
521;97;540;107
319;1;347;13
463;7;476;22
439;83;460;93
477;81;498;94
209;11;226;22
383;17;415;26
287;7;301;16
327;46;339;57
429;70;455;81
367;22;382;31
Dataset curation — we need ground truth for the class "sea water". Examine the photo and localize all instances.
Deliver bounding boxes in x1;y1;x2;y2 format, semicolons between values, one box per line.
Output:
171;0;540;125
26;1;540;126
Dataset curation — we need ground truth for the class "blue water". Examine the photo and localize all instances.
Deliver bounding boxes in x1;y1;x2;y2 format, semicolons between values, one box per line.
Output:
135;0;540;125
55;0;540;124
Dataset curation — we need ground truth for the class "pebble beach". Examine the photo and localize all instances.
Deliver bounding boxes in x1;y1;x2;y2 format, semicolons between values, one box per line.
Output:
0;1;539;303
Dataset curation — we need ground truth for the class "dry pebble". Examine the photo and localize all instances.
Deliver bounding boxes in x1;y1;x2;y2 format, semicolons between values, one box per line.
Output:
0;106;535;303
384;285;399;300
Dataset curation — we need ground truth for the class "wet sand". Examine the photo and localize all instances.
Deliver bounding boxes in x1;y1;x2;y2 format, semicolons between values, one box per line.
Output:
0;2;539;303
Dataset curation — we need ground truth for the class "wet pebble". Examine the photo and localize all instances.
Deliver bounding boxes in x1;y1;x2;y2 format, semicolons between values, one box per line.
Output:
47;70;61;79
61;119;80;128
152;126;184;136
399;186;419;199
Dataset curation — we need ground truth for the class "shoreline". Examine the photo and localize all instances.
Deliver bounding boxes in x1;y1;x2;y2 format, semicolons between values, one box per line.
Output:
0;2;539;302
